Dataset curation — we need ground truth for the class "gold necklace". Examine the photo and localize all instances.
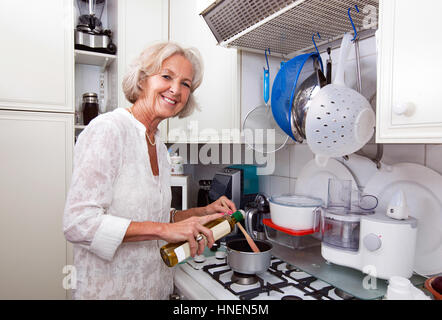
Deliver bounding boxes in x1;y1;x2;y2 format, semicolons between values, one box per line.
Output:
127;107;156;146
145;131;156;146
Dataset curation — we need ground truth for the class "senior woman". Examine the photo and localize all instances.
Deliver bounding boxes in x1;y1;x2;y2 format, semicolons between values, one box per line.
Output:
63;42;236;300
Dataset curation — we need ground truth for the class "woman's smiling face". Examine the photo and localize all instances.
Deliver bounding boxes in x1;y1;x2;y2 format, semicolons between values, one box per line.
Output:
141;54;194;120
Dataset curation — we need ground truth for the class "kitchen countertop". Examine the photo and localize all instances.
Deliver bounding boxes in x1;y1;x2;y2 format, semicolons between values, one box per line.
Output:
270;241;427;300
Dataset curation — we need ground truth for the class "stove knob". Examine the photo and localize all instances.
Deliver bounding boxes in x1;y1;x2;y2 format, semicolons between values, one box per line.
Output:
215;251;227;260
193;254;206;263
363;233;382;252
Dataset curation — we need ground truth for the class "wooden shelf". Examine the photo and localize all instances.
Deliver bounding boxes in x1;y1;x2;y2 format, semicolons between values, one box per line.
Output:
74;50;116;71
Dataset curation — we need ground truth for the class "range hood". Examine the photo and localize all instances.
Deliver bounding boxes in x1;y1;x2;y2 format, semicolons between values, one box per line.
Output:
200;0;379;57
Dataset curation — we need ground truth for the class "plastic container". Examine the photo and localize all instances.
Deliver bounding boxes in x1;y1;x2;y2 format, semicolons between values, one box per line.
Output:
269;194;322;231
263;219;321;250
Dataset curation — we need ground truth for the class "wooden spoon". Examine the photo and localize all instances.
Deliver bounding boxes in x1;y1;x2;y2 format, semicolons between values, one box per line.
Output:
221;199;260;253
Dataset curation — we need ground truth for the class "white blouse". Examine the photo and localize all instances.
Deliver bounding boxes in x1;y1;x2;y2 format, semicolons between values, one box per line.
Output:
63;108;174;300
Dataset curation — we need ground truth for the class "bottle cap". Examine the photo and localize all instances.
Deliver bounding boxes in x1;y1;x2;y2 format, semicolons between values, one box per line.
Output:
232;210;244;222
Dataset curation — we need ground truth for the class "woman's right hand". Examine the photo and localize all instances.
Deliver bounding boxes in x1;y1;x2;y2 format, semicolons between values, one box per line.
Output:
160;213;223;257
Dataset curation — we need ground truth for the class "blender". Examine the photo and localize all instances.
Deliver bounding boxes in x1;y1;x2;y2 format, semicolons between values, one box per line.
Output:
75;0;117;54
320;182;418;280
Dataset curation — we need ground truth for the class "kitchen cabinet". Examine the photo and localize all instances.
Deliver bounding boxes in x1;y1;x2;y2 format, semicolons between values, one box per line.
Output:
74;0;169;140
117;0;169;141
0;0;74;300
376;0;442;143
0;110;73;299
168;0;240;144
0;0;74;113
74;0;118;134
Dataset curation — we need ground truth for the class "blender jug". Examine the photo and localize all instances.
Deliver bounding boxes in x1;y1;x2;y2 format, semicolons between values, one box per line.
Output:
77;0;105;32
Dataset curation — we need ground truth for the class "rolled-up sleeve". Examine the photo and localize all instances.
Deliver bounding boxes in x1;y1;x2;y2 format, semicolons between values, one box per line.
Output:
63;118;131;261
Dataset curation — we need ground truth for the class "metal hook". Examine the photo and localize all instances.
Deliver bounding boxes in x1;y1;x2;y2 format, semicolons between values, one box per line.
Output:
264;48;270;71
348;5;360;41
312;32;321;55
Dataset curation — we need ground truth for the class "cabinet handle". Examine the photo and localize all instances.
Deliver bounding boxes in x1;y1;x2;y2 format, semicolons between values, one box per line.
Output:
393;102;415;117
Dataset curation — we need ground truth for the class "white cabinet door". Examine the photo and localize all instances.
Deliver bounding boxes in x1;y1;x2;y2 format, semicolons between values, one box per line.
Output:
0;0;74;113
377;0;442;143
168;0;240;143
0;110;73;299
117;0;169;141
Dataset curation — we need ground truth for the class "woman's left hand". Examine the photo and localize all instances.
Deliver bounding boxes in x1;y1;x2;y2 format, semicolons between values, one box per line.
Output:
204;196;237;215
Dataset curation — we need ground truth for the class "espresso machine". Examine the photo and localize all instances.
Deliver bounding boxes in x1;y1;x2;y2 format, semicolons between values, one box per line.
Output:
208;165;259;210
75;0;117;54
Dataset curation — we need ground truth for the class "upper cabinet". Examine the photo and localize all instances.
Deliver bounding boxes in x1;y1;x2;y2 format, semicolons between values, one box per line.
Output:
168;0;240;144
74;0;118;131
117;0;169;141
117;0;168;109
74;0;169;140
376;0;442;143
0;0;74;112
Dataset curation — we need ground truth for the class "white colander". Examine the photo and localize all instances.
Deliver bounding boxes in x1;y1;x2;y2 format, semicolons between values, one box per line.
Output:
305;33;375;167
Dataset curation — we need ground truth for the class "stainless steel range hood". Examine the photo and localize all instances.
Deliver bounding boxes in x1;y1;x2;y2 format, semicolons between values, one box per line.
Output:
201;0;379;57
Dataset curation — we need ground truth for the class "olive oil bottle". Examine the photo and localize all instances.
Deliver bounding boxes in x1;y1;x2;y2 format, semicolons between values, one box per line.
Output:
160;210;244;267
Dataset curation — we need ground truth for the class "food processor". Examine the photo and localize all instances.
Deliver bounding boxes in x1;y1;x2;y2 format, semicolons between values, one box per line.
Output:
321;208;418;280
75;0;117;54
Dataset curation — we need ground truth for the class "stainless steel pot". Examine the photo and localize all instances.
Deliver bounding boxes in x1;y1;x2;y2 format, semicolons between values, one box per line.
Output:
226;239;272;274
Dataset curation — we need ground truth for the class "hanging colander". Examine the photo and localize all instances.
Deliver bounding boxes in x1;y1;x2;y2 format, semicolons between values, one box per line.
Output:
305;33;375;167
271;52;323;142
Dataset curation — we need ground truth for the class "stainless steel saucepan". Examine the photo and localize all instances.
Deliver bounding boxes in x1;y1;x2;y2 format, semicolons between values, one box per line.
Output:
226;239;272;274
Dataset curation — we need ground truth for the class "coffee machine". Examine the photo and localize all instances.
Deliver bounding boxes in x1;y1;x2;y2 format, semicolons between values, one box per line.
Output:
75;0;117;54
208;165;258;210
321;209;418;280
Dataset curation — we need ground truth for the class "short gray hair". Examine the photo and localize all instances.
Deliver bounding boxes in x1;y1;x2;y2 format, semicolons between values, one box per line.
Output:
122;41;204;118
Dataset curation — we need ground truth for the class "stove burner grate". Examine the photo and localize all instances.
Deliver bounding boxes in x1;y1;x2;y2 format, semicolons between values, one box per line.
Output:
231;272;259;285
201;258;339;300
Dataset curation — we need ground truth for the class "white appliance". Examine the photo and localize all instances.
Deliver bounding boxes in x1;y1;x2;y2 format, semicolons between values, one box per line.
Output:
321;210;418;280
171;175;189;210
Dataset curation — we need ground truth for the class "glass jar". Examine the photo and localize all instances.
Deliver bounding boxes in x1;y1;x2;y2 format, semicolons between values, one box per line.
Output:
82;92;99;125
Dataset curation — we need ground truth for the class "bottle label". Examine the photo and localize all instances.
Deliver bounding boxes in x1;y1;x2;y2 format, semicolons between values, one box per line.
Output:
173;220;231;263
211;220;231;240
174;244;188;263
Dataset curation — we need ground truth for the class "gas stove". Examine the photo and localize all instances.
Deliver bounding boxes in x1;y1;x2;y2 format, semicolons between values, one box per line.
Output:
173;253;355;300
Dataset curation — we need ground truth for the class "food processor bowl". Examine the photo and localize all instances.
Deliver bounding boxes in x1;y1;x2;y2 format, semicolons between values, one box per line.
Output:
321;208;362;252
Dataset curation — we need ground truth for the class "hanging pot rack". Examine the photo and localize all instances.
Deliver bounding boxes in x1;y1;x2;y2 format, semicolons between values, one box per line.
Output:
200;0;379;58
